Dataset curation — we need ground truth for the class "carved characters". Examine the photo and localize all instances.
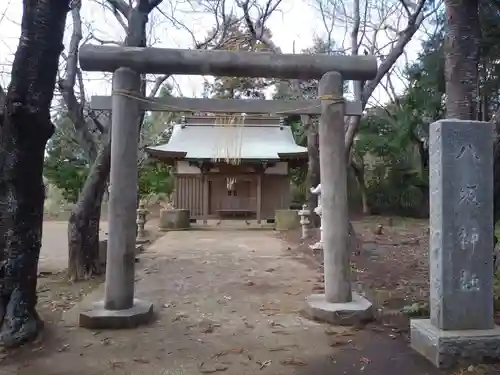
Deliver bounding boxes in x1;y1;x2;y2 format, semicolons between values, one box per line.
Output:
460;270;480;292
459;185;479;206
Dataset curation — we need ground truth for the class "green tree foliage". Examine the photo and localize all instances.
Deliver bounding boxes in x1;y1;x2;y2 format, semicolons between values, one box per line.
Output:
45;84;179;204
138;162;174;197
44;112;90;203
353;2;500;216
355;103;428;216
140;83;178;146
352;15;445;216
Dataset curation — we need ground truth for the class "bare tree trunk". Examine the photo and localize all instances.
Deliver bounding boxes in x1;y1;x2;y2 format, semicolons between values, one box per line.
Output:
350;158;370;215
305;116;321;227
444;0;480;119
68;140;111;280
0;0;69;347
67;0;161;281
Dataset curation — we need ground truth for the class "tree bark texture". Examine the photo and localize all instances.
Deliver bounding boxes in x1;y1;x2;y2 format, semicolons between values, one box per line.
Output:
0;0;70;347
350;159;370;215
68;140;111;280
67;1;153;281
443;0;480;119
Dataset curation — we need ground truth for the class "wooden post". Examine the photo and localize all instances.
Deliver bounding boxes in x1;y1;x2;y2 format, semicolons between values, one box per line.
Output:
202;173;209;224
256;173;262;224
318;71;351;303
104;67;141;310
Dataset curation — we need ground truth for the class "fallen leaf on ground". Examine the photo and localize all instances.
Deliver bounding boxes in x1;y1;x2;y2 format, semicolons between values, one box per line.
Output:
57;344;70;352
203;325;214;333
324;327;352;336
268;320;284;327
108;360;125;369
269;345;298;352
256;359;271;369
199;364;229;373
212;348;244;358
280;358;308;366
172;313;188;322
329;339;351;347
360;357;371;365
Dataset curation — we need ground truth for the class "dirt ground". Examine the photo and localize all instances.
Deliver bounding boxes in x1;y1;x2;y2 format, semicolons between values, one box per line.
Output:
281;217;431;317
282;216;500;324
1;218;499;374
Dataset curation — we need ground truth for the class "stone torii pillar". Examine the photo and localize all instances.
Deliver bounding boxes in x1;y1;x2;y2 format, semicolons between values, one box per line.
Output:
305;71;373;325
79;67;154;329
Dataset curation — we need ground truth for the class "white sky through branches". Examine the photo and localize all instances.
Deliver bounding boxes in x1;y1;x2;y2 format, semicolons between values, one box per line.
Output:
0;0;430;108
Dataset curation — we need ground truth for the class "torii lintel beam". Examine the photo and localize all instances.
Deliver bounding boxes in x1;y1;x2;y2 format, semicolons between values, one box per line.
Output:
79;45;378;81
90;96;363;116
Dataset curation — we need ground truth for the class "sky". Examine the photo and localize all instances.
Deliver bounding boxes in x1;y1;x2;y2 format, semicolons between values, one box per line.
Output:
0;0;434;108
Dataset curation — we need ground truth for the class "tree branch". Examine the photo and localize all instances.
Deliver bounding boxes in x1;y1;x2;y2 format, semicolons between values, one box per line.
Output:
344;0;442;153
106;0;131;18
146;0;163;13
58;3;98;161
148;75;169;97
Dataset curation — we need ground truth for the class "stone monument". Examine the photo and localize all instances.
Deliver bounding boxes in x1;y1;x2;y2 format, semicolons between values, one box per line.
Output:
309;184;323;250
410;119;500;368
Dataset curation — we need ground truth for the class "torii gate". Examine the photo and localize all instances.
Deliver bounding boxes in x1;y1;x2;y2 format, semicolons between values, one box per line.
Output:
77;44;377;329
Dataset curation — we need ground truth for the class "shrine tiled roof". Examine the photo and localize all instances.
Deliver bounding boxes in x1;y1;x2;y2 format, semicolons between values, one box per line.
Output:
146;116;307;161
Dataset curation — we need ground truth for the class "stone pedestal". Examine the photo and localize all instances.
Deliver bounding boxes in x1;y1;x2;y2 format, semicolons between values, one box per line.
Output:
411;319;500;369
80;299;154;329
159;209;190;231
274;209;300;230
410;119;500;368
305;293;373;325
